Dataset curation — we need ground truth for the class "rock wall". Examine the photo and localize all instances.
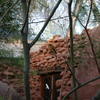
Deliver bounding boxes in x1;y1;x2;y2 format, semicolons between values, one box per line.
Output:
75;25;100;100
30;25;100;100
30;75;42;100
0;63;25;99
30;34;85;100
0;81;24;100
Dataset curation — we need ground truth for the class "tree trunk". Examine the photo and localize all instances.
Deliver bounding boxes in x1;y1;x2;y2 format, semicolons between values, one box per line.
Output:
68;0;78;100
22;41;30;100
21;0;63;100
66;0;83;37
21;0;30;100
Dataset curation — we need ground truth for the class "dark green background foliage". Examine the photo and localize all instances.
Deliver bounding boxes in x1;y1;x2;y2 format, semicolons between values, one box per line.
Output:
0;0;22;40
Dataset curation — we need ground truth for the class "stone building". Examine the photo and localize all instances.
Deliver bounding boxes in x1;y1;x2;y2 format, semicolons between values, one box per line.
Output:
29;25;100;100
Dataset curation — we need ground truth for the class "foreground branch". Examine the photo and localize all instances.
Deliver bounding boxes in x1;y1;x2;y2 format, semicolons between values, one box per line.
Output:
65;61;80;86
84;0;100;75
62;75;100;100
72;0;100;74
29;0;62;48
68;0;78;100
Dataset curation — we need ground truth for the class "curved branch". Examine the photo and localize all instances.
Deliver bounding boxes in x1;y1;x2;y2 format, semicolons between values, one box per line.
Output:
29;16;68;24
62;75;100;100
29;0;62;48
85;0;93;27
72;0;100;74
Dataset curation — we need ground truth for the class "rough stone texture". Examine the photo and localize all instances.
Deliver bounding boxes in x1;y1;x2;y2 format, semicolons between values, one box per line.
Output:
30;34;81;70
74;25;100;100
30;75;42;100
30;25;100;100
0;63;25;99
30;34;83;100
0;81;24;100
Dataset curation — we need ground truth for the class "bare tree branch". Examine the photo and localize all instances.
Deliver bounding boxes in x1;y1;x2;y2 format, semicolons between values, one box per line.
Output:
29;0;62;48
29;16;68;24
62;75;100;100
63;1;100;99
85;0;92;27
85;0;100;74
72;0;100;74
37;0;48;8
65;61;81;86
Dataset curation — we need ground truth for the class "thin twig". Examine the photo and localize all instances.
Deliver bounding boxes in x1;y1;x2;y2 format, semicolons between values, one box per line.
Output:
2;87;10;100
85;0;100;74
37;0;48;8
65;61;81;86
0;16;68;31
84;28;100;74
29;16;68;24
72;0;100;74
